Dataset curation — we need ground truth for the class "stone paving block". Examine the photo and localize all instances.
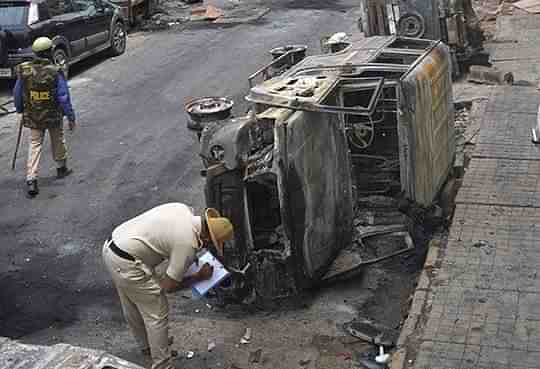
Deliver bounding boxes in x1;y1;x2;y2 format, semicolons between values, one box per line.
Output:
491;42;540;61
491;59;540;84
475;111;540;161
456;158;540;207
496;15;540;41
485;86;540;115
515;320;540;352
518;293;540;321
401;79;540;368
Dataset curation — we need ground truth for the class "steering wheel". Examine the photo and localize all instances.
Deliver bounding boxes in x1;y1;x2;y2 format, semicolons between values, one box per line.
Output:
348;116;375;149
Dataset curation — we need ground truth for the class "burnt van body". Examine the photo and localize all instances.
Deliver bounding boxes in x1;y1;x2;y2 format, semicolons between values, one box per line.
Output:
192;36;454;303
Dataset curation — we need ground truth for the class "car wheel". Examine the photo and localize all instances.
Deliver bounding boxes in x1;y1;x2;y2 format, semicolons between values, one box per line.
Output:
110;22;126;57
52;47;69;79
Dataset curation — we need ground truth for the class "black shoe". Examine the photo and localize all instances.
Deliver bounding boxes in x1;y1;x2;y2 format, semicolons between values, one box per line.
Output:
56;166;73;179
27;180;39;197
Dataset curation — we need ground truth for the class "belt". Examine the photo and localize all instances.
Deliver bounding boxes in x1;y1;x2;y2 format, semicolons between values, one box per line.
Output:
108;240;135;262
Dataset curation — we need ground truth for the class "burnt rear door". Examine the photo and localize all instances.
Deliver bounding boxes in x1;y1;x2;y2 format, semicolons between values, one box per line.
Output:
277;108;354;282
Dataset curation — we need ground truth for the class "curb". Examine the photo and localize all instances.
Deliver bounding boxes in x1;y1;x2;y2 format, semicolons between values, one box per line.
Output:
390;237;442;369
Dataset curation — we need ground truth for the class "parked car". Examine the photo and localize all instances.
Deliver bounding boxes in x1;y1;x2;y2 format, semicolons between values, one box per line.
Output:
0;0;127;78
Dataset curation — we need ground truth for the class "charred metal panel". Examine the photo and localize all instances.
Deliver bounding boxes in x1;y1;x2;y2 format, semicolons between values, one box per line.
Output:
399;42;454;205
205;169;251;299
358;0;484;67
279;36;391;76
0;337;144;369
275;109;354;280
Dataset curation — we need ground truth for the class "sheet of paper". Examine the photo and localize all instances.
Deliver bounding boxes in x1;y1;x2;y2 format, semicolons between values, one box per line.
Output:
185;251;230;298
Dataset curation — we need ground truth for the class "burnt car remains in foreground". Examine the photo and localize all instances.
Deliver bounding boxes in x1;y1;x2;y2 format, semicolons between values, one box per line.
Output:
186;36;455;304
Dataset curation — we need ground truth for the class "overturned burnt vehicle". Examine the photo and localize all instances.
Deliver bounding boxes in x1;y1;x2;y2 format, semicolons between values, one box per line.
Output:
358;0;484;74
186;36;454;304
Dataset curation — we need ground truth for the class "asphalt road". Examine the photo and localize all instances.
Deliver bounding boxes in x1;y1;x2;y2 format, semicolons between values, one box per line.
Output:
0;2;427;367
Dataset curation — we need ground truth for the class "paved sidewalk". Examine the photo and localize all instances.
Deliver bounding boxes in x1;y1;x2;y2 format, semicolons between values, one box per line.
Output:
394;15;540;369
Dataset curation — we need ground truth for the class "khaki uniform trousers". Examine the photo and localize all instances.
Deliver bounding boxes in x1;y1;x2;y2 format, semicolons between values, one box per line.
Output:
27;126;68;181
102;241;172;369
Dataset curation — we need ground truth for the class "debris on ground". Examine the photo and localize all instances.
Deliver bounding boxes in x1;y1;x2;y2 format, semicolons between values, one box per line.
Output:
452;94;490;170
356;350;388;369
190;4;223;21
512;0;540;13
375;346;390;364
207;341;216;352
240;328;251;344
248;348;262;363
532;105;540;143
468;65;514;85
336;352;353;360
472;240;495;254
186;351;195;359
299;358;311;366
343;319;399;347
138;0;269;31
358;358;387;369
474;0;515;39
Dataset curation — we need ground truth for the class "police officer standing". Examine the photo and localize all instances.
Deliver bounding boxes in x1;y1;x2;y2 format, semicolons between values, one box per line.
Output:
13;37;76;197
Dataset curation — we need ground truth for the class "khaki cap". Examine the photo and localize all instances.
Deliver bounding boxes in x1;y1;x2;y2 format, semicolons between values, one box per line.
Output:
32;37;53;53
204;208;233;256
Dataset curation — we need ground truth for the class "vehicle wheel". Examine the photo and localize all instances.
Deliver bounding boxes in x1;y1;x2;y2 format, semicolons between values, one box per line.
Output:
109;22;126;57
52;47;69;79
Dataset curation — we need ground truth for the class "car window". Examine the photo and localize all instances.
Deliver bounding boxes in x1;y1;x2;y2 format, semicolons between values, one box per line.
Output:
47;0;87;17
71;0;94;12
38;2;50;20
0;4;29;26
47;0;66;17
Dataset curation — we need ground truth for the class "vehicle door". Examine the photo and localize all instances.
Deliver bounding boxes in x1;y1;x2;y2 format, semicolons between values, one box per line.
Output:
47;0;86;57
81;0;112;50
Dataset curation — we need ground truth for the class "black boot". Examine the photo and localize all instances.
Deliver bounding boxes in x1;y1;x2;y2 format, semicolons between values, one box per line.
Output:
56;166;73;179
27;180;39;197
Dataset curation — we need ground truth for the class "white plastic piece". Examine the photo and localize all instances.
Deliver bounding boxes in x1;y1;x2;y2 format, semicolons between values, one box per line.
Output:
186;351;195;359
375;346;390;364
532;104;540;144
240;328;252;344
327;32;349;45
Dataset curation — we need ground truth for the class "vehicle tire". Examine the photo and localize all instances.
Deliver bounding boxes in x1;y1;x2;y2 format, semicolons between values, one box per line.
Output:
52;47;69;79
397;13;426;38
109;22;126;57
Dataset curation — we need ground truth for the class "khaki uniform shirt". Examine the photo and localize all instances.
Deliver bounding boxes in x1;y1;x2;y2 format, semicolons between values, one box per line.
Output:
112;203;202;281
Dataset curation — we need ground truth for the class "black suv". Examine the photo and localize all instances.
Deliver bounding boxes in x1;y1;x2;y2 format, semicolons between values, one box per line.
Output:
0;0;126;78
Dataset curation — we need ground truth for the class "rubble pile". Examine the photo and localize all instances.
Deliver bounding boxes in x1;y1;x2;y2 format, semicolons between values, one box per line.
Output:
454;106;470;139
472;0;515;39
453;98;488;168
138;0;269;31
139;0;192;30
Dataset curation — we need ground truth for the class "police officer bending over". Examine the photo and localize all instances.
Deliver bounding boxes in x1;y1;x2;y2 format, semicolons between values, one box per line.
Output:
14;37;76;197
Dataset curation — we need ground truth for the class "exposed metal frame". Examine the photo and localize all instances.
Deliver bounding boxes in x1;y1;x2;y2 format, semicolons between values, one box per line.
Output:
248;49;300;88
246;77;387;116
322;227;415;283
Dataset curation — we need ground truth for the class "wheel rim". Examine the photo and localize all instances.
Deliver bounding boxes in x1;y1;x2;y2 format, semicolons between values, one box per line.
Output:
53;49;67;67
113;24;126;53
